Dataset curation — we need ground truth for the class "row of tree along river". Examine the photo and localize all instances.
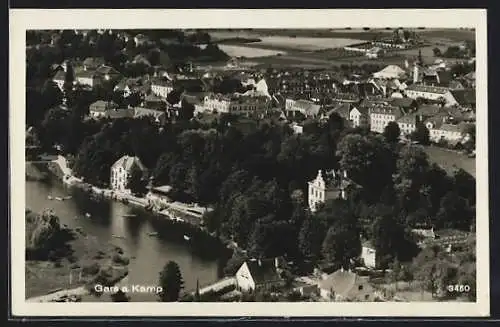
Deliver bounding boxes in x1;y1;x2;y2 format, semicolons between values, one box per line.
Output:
26;177;232;302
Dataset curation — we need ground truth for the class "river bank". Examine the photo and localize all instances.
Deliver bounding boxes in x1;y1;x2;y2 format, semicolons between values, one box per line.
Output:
26;157;236;300
43;155;242;255
25;209;130;301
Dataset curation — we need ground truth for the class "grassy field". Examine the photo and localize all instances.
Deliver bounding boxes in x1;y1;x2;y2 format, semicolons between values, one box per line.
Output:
217;44;287;58
424;146;475;177
212;28;473;69
210;28;474;42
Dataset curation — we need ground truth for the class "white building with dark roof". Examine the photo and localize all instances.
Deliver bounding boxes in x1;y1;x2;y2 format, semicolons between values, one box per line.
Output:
307;169;359;212
110;155;147;193
425;119;470;144
349;106;369;128
369;105;403;133
75;70;101;88
89;100;119;119
285;99;321;118
151;77;174;98
52;70;67;91
396;113;419;137
404;84;458;106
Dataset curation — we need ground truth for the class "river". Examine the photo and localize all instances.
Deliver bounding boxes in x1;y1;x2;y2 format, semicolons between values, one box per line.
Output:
26;179;228;302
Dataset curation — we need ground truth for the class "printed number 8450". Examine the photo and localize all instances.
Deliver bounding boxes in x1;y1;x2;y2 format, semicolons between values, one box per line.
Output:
447;284;471;293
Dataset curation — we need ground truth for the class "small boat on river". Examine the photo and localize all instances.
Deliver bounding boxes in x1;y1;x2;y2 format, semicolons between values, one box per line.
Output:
85;213;91;218
183;235;191;241
55;197;63;201
122;214;137;218
47;196;54;200
148;232;158;237
112;234;126;239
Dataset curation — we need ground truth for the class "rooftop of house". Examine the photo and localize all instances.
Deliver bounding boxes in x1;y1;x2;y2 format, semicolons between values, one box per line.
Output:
351;105;370;115
438;122;470;133
464;71;476;81
369;104;403;116
83;57;105;67
133;54;152;66
53;70;66;81
361;239;376;249
416;104;442;117
412;228;436;239
450;89;476;106
406;84;450;94
324;102;350;119
133;107;166;118
244;259;282;285
105;108;134;119
396;112;419;124
390;97;416;108
291;99;321;116
150;185;173;195
114;77;150;93
76;70;97;78
95;65;121;76
144;94;165;103
112;155;146;172
318;269;370;298
151;77;174;87
90;100;118;112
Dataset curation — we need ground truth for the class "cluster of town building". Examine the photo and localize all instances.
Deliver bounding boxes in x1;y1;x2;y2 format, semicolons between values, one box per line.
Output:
36;30;477;301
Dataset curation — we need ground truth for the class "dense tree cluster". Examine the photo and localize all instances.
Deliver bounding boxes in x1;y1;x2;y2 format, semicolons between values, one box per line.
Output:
25;210;75;261
49;105;475;271
412;237;476;301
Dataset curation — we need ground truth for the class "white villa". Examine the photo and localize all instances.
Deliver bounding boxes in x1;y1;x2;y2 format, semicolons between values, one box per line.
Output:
110;155;147;193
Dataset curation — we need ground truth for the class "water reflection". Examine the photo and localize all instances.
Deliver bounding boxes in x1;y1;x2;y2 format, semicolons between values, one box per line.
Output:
123;216;145;247
25;179;227;298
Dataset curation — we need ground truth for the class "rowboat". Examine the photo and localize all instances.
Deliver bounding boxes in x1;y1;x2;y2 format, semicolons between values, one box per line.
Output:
47;196;54;200
85;213;91;218
55;197;63;201
148;232;158;237
122;214;137;218
112;234;125;239
183;235;190;241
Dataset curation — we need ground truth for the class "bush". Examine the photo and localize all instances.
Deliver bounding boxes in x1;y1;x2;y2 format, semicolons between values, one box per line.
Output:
82;262;101;276
112;254;130;265
93;267;114;286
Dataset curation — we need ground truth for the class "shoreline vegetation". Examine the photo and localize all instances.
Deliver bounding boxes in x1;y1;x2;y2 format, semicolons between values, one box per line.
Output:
35;156;236;251
26;159;236;301
25;208;130;302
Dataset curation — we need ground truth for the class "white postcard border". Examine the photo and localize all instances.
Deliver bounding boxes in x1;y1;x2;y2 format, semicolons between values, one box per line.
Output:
10;8;489;317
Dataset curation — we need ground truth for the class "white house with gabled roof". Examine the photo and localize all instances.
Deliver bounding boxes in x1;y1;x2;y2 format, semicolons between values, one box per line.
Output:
110;155;147;193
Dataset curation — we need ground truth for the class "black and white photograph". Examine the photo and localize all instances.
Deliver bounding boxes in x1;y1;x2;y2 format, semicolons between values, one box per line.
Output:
10;9;489;317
